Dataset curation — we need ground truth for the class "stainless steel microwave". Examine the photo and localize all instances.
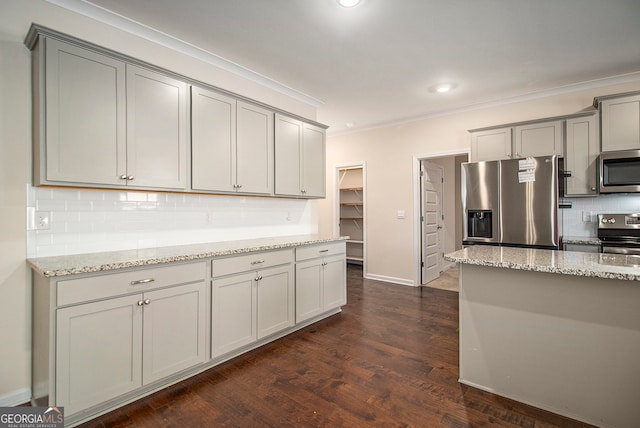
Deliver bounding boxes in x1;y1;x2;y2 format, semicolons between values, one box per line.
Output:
599;149;640;193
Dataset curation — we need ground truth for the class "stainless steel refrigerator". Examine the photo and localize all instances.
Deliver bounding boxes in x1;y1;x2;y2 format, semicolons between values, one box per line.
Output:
462;155;560;249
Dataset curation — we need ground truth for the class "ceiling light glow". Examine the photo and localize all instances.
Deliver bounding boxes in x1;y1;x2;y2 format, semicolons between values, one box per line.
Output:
428;83;457;94
338;0;361;7
435;84;454;93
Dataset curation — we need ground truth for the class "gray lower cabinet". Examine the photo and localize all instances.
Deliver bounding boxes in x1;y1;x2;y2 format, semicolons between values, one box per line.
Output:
275;114;326;198
211;250;295;357
31;36;188;190
295;242;347;323
33;262;208;423
31;241;345;426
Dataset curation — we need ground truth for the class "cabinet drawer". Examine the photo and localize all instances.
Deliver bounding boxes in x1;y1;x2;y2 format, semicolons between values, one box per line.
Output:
296;241;346;262
57;262;207;306
212;249;294;277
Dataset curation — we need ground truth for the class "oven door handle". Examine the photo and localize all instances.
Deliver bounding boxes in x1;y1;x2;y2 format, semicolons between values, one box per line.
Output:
601;245;640;256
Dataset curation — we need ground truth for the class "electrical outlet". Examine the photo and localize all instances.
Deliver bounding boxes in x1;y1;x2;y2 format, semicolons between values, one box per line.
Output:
35;211;50;230
582;211;592;222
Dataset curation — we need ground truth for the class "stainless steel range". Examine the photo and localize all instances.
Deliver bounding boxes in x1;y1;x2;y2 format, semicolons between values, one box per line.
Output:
597;213;640;255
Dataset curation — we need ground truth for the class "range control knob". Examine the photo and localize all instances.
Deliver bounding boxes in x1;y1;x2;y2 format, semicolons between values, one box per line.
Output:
610;218;616;224
601;218;608;224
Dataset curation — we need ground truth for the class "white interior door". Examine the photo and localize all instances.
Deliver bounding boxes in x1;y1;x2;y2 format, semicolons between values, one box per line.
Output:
421;161;444;284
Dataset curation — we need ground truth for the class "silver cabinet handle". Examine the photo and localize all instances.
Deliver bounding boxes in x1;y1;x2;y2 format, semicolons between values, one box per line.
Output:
319;249;329;253
137;300;145;306
127;175;134;181
120;174;128;180
254;275;263;282
250;260;265;265
591;187;597;191
144;299;151;305
131;278;155;286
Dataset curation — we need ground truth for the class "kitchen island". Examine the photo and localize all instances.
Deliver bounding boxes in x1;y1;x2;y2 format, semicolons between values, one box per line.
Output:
445;246;640;428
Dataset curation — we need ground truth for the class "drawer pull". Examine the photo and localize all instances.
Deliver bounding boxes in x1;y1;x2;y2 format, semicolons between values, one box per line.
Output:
137;300;145;306
319;249;329;253
130;278;155;286
250;260;265;265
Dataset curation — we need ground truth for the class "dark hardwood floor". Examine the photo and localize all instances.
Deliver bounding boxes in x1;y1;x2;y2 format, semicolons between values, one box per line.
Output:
81;265;593;427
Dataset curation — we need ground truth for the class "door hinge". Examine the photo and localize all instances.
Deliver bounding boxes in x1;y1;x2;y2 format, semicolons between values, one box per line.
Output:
421;261;424;267
441;177;444;183
420;170;424;177
420;215;424;222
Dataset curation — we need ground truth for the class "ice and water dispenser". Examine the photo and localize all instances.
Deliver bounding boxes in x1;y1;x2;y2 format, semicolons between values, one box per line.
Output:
467;210;493;239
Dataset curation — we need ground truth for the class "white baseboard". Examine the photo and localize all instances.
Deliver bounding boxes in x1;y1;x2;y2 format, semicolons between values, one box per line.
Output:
364;273;415;287
0;388;31;406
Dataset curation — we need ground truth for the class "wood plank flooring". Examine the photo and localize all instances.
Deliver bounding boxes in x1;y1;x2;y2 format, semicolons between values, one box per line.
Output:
80;265;593;427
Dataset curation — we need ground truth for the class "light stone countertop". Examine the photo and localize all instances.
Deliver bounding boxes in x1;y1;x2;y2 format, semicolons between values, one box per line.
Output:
562;236;601;246
28;235;348;278
445;245;640;281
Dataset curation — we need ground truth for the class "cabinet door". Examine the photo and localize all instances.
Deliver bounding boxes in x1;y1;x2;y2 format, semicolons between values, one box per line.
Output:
236;101;274;194
256;264;294;339
56;295;142;415
191;86;236;192
211;271;257;357
514;120;563;158
142;282;207;384
275;114;302;196
323;255;347;310
295;259;323;323
565;115;598;196
302;123;326;198
601;95;640;151
126;65;188;190
44;39;126;185
470;128;512;162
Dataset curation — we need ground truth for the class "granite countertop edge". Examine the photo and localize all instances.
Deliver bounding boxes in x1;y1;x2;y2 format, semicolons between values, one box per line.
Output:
28;235;348;278
445;246;640;282
562;236;601;245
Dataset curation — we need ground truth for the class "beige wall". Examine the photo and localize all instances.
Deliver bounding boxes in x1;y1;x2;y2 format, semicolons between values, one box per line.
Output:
319;80;640;285
0;0;316;405
0;39;31;406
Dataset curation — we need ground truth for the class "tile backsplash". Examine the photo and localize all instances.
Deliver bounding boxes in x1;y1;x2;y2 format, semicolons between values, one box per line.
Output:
26;186;316;257
563;194;640;236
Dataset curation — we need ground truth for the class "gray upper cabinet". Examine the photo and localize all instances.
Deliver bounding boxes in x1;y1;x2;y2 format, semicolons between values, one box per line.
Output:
32;36;188;190
598;93;640;152
470;127;512;161
126;65;188;190
38;38;127;186
564;114;599;196
470;120;564;162
27;25;326;198
513;120;563;158
236;101;274;195
191;85;274;195
191;87;237;192
275;114;326;198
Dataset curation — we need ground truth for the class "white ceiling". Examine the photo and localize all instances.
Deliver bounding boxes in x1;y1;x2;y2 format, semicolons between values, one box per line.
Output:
72;0;640;134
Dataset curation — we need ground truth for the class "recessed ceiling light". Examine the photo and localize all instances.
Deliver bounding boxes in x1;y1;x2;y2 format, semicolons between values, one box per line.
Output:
429;83;457;94
345;122;356;128
337;0;361;7
435;83;455;93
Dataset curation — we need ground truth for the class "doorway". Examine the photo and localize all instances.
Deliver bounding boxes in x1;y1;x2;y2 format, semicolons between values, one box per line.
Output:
336;164;366;272
414;152;468;286
420;161;444;284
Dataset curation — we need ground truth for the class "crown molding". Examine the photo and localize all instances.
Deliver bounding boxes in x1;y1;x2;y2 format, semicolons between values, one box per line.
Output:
44;0;324;108
328;71;640;137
